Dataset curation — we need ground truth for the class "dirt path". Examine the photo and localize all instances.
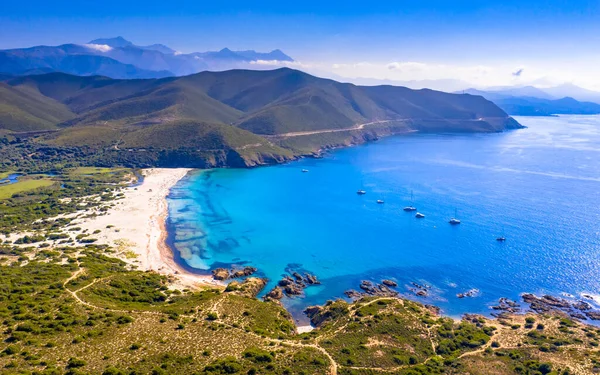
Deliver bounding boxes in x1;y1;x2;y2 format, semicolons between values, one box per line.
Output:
264;120;396;138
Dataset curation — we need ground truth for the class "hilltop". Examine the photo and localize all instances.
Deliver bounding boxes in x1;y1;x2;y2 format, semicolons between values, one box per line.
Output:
0;68;521;169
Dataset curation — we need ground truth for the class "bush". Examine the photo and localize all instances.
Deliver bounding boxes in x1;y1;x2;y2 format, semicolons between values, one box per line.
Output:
67;357;86;368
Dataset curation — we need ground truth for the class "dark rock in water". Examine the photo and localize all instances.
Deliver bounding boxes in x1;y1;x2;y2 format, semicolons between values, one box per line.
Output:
457;288;479;299
265;286;284;300
382;279;398;287
212;268;230;280
231;266;257;278
293;272;304;282
305;273;320;285
491;298;521;313
278;276;294;287
521;293;600;321
582;294;594;300
409;281;430;298
284;284;303;296
359;280;374;291
344;290;362;299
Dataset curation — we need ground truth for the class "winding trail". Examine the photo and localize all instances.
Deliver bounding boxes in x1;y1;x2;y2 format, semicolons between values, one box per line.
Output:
264;120;396;138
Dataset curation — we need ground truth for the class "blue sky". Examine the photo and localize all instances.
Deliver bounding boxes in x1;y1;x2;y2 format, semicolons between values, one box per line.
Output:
2;0;600;89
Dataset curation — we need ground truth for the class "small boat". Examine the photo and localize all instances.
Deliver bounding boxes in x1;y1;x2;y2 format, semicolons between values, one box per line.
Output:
356;190;366;195
449;208;461;225
403;191;417;211
377;200;384;204
415;212;425;218
301;169;309;173
496;226;506;241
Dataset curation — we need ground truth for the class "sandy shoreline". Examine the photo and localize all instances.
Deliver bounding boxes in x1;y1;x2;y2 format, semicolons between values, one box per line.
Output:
72;168;219;288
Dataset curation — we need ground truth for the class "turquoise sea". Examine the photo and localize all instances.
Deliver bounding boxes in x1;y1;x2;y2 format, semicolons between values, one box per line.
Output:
166;115;600;323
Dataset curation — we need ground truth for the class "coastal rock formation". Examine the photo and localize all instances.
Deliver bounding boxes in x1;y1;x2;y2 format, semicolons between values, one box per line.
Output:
264;286;284;300
212;266;257;281
212;268;230;280
410;282;430;298
344;280;399;300
491;298;521;316
231;266;257;278
224;277;267;298
521;293;600;321
275;270;320;297
304;300;350;327
457;288;480;299
382;279;398;287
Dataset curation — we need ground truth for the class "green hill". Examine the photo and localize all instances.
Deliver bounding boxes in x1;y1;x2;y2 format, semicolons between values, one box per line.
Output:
0;68;522;167
0;82;74;131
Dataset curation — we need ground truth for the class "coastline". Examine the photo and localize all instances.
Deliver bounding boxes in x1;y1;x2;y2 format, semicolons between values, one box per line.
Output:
72;168;220;289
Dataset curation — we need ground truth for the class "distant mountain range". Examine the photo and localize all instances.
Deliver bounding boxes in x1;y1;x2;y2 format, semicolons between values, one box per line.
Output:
0;68;520;168
0;36;294;79
460;88;600;116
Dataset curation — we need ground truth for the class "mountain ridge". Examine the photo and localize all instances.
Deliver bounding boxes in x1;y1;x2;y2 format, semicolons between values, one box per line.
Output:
0;68;521;168
0;37;294;79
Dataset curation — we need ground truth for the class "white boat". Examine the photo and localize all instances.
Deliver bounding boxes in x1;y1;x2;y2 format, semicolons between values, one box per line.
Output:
415;212;425;218
449;209;461;225
403;191;417;211
377;200;384;204
301;169;309;173
357;190;366;195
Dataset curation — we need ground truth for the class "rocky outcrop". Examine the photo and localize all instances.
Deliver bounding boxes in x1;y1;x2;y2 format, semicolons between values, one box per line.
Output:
264;286;284;300
344;280;399;300
491;298;521;316
275;271;320;298
457;288;479;299
212;266;257;281
224;277;267;298
382;279;398;287
304;300;349;327
212;268;230;280
410;282;430;297
521;293;600;321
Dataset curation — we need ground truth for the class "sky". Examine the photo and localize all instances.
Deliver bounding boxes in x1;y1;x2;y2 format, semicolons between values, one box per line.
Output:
2;0;600;90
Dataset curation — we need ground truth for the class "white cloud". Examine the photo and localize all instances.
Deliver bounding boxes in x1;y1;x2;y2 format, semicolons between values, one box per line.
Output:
84;44;112;52
250;60;315;69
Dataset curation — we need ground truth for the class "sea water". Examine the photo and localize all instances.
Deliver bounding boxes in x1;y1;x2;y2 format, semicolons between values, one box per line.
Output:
166;115;600;322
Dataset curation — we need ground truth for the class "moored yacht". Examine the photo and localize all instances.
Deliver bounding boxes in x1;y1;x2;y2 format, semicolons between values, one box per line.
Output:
357;190;366;195
377;199;384;204
301;169;309;173
403;190;417;211
415;212;425;218
449;208;461;225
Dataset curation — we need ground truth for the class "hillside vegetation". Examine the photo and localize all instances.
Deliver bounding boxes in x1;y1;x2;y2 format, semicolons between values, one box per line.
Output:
0;68;522;168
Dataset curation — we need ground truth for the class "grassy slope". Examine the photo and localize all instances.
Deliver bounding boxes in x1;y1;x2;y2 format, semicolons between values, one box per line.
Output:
0;83;74;131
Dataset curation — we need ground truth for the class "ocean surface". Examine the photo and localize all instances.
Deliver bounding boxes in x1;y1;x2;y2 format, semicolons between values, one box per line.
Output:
166;115;600;323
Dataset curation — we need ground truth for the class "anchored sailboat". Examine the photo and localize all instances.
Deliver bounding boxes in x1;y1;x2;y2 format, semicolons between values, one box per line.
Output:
403;190;417;212
449;208;461;225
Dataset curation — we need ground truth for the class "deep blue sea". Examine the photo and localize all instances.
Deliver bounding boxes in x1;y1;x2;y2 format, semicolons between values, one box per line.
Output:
167;115;600;323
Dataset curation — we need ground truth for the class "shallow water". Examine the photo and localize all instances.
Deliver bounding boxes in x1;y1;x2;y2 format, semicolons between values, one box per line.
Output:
167;115;600;323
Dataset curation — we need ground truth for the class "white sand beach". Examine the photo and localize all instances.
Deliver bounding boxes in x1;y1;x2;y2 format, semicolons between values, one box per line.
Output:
71;168;218;288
